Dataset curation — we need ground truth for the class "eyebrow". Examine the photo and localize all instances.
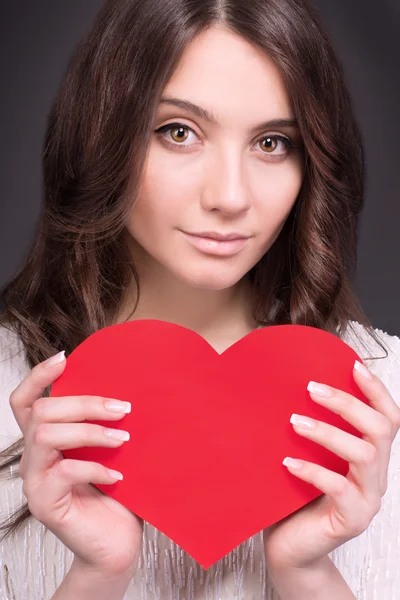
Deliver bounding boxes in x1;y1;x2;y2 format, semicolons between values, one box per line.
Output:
159;96;299;131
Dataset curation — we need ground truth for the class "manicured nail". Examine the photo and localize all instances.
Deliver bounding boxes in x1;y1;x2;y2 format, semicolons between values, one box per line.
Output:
283;457;304;469
104;428;130;441
45;350;66;367
307;381;333;398
354;360;373;380
290;413;316;429
105;400;131;413
107;469;124;481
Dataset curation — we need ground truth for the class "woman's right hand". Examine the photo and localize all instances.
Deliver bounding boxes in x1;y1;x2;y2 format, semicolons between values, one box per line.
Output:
9;350;143;579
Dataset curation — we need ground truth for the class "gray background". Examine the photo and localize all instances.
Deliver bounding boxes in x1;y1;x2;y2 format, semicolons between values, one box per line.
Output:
1;1;399;336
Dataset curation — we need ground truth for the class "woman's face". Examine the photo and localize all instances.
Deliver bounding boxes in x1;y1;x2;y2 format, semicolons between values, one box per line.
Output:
125;24;305;291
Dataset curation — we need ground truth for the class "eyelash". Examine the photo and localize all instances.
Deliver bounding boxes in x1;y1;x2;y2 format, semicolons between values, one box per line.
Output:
154;121;302;159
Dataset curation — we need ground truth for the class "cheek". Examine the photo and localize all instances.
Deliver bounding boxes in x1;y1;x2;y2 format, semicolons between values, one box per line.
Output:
148;142;200;193
132;149;196;226
129;189;185;234
251;167;302;254
256;161;303;220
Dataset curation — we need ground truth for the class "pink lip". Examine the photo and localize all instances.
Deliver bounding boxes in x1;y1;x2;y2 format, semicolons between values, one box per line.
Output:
188;231;249;241
181;231;249;256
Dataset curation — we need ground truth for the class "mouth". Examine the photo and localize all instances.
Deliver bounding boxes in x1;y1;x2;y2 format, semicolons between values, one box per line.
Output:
180;231;250;256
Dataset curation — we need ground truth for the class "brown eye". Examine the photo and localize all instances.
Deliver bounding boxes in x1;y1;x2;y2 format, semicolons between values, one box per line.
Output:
154;122;197;147
260;137;278;153
169;125;190;143
155;122;298;160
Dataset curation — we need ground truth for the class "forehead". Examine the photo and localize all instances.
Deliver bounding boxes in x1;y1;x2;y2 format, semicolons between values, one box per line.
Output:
161;25;293;124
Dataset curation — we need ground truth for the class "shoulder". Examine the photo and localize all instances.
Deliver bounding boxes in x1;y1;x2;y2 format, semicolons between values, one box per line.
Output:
0;324;30;447
341;319;400;357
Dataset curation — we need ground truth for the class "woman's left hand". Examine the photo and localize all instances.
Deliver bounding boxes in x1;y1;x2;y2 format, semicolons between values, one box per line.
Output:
263;359;400;570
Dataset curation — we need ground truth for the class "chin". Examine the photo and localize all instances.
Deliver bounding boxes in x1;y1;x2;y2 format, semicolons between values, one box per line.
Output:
172;264;248;291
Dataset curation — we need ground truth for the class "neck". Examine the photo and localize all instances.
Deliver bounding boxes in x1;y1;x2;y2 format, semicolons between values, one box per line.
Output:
111;245;258;353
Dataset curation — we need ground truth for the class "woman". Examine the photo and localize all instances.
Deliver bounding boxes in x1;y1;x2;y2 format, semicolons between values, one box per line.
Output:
0;0;399;598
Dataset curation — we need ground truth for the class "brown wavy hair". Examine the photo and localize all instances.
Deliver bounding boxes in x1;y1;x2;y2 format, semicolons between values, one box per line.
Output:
0;0;389;543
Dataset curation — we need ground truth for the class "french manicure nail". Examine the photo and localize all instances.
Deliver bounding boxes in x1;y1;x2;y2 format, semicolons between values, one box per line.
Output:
104;428;130;441
354;360;373;380
307;381;333;397
283;457;304;469
290;413;316;429
107;468;124;481
45;350;66;367
105;400;131;413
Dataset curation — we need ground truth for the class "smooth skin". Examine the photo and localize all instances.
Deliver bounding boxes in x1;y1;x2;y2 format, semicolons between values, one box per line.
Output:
10;354;142;579
116;24;305;351
264;362;400;573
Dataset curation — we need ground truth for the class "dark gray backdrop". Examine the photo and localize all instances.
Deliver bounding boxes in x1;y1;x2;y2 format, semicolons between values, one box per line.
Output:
1;1;399;336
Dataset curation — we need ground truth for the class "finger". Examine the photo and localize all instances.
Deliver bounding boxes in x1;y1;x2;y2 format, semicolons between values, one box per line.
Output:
308;383;393;442
24;395;131;448
291;415;381;499
23;422;130;484
29;396;132;424
20;396;130;479
8;351;67;434
282;457;378;536
283;456;348;498
309;372;396;495
24;458;124;525
352;360;400;431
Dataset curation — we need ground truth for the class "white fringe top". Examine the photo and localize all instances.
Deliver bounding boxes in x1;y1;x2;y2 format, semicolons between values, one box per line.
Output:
0;321;399;599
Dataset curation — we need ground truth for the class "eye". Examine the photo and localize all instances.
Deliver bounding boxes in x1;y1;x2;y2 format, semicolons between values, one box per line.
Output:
154;121;302;160
155;122;198;146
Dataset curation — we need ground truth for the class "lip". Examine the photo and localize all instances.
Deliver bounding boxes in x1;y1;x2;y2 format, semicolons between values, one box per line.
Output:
181;231;250;256
186;231;250;241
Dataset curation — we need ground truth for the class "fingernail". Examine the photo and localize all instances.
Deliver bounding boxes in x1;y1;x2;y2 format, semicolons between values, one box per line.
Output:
354;360;373;380
290;413;316;429
45;350;66;367
307;381;333;397
107;468;124;481
104;428;130;441
105;400;132;413
283;457;304;469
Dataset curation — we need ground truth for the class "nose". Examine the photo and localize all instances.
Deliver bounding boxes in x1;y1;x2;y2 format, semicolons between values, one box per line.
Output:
200;146;251;214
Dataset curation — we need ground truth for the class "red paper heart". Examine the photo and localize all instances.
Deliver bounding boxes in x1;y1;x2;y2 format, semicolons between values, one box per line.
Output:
51;321;369;569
